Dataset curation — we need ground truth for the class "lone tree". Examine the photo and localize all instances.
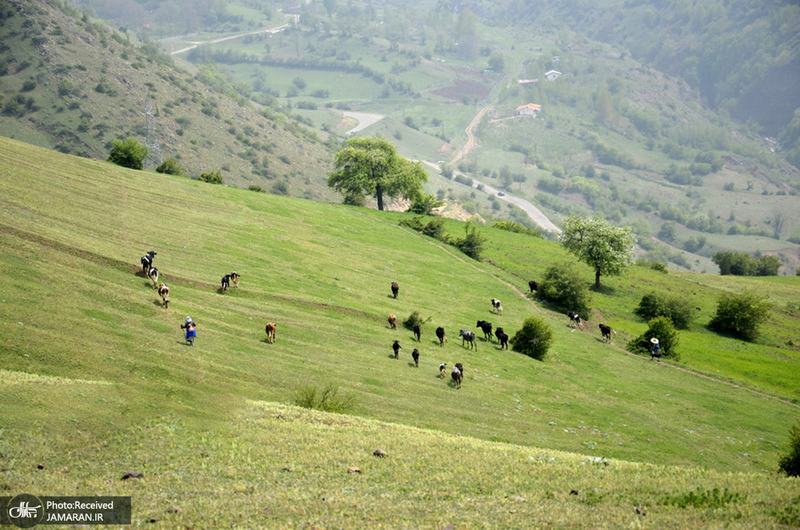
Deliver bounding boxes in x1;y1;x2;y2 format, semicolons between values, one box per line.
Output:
559;215;636;289
108;138;149;170
328;136;428;211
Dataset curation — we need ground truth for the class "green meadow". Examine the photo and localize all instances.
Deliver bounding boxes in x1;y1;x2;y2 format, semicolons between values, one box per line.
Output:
1;137;799;527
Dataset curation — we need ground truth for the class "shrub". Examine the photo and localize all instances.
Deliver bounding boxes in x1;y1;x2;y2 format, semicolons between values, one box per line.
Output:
399;216;425;232
198;170;223;184
248;185;265;193
294;382;354;413
535;263;592;320
403;310;429;331
510;317;554;361
492;221;542;238
422;218;447;241
155;157;184;176
107;138;148;170
778;420;800;477
453;224;486;260
342;192;366;207
627;316;680;360
408;194;444;215
635;292;695;329
709;290;772;341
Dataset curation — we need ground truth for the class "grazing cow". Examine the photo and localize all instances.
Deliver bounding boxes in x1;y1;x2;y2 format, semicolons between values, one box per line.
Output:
528;280;539;293
435;326;446;346
490;298;503;314
392;340;402;359
567;311;584;329
495;327;509;349
157;283;169;308
148;267;159;288
439;362;447;379
476;320;493;342
412;324;421;342
221;272;240;292
451;365;462;389
391;281;399;299
388;314;397;330
460;329;477;350
599;323;616;343
265;322;277;344
141;251;156;275
412;348;420;367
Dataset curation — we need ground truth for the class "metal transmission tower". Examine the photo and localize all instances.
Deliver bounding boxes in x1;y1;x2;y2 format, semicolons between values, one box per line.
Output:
143;99;162;169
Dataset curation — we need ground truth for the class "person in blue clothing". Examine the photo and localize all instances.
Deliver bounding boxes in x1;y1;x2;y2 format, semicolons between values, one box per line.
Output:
650;337;661;362
181;316;197;346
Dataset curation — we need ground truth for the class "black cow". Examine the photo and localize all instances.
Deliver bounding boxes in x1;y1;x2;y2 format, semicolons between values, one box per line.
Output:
528;280;539;293
599;323;616;343
391;281;399;299
495;327;509;349
392;340;402;359
460;330;477;350
435;326;446;346
412;324;421;342
412;348;420;367
568;311;584;329
141;251;156;275
476;320;493;341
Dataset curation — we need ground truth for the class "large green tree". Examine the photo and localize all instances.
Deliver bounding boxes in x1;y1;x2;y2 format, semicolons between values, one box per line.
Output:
559;215;636;289
328;136;427;211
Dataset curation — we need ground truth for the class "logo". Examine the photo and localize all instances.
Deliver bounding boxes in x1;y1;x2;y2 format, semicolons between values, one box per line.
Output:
7;494;44;528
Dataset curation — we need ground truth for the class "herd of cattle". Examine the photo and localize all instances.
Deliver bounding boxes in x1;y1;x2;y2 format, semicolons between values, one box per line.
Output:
138;251;618;389
382;280;618;390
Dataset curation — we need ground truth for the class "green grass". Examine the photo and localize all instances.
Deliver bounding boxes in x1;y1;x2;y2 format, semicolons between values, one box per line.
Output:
1;137;799;525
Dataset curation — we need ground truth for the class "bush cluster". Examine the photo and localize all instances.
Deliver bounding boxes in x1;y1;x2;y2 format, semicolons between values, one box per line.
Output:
510;317;554;361
198;170;223;184
403;311;429;331
107;138;149;170
635;292;695;329
155;158;184;176
627;316;680;360
535;264;592;320
712;251;781;276
709;290;772;341
778;420;800;477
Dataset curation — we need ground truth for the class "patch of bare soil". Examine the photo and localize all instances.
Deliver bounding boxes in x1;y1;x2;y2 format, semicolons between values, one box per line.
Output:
432;80;492;102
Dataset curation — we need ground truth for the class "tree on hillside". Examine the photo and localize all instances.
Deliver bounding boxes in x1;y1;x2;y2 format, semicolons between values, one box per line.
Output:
559;215;636;289
328;136;428;211
108;138;149;170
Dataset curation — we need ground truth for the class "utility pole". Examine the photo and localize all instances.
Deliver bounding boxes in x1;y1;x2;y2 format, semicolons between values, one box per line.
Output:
143;99;162;169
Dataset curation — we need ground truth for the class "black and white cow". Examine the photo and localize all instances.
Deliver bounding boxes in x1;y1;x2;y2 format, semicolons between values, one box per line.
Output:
141;251;156;275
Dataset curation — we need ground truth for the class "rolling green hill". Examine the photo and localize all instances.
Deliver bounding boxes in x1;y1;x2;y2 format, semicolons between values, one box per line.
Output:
1;136;799;526
0;0;336;198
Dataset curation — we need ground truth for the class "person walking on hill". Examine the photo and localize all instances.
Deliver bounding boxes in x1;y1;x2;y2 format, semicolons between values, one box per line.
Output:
181;316;197;346
650;338;661;362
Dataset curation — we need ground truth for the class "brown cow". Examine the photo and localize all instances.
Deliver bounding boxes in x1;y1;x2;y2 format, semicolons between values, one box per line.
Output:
265;322;277;343
387;314;397;329
391;281;399;299
157;283;169;308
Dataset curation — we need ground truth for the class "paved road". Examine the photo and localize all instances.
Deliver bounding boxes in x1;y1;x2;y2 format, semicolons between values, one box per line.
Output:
342;111;384;135
170;16;298;55
421;161;560;234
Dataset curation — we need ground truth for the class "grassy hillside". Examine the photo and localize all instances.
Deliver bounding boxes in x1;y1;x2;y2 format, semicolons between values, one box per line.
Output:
0;0;335;198
1;137;799;525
